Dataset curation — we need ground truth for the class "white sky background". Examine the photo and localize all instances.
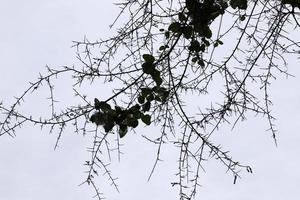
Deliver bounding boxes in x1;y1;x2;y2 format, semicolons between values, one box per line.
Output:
0;1;300;200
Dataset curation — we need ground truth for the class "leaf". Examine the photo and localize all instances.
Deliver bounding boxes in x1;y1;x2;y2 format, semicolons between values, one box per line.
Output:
138;95;145;104
141;114;151;125
189;40;201;52
142;62;155;74
154;95;162;102
192;57;198;63
94;98;101;110
141;87;152;97
178;12;186;22
168;22;181;33
198;59;205;67
183;26;193;39
161;90;170;103
99;101;111;112
143;54;155;64
239;15;246;21
146;93;154;101
159;45;166;51
90;113;97;123
143;101;151;112
151;70;163;86
129;105;141;118
214;40;224;47
154;87;170;103
103;121;114;132
186;0;198;12
130;104;141;112
164;31;170;39
282;0;300;8
114;108;126;125
127;118;139;128
203;26;212;38
230;0;247;10
202;38;210;47
90;112;105;126
200;44;206;52
119;125;128;138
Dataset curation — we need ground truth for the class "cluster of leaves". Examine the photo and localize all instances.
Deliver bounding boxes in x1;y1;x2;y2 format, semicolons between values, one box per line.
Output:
138;86;170;105
92;0;233;138
186;0;228;37
90;85;169;137
167;0;249;38
164;0;247;67
230;0;248;10
90;0;297;144
90;99;151;138
142;54;162;86
282;0;300;8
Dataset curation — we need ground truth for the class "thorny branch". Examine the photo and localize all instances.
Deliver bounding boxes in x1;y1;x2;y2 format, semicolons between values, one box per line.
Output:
1;0;300;199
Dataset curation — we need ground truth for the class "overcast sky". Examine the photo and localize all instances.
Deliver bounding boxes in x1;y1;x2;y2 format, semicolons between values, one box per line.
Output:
0;1;300;200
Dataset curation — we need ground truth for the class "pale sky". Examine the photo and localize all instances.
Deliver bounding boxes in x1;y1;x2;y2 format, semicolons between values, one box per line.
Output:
0;1;300;200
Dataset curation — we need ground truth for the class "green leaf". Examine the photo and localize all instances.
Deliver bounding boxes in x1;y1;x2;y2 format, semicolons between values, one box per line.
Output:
186;0;198;12
214;40;224;47
94;98;101;110
200;44;206;52
202;38;210;47
103;121;114;132
94;99;111;112
159;45;166;51
203;26;212;38
119;125;128;138
192;57;198;63
141;87;152;97
126;118;139;128
151;70;163;86
189;40;201;52
178;12;186;22
154;95;162;102
143;54;155;64
168;22;181;33
282;0;300;7
165;31;170;39
90;113;97;123
143;101;151;112
146;93;154;101
141;114;151;125
129;104;141;113
99;102;111;112
161;90;170;103
138;95;145;104
90;112;105;126
183;26;193;39
230;0;247;10
198;59;205;67
153;87;169;103
114;108;126;125
142;62;155;74
239;15;246;21
159;45;169;51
